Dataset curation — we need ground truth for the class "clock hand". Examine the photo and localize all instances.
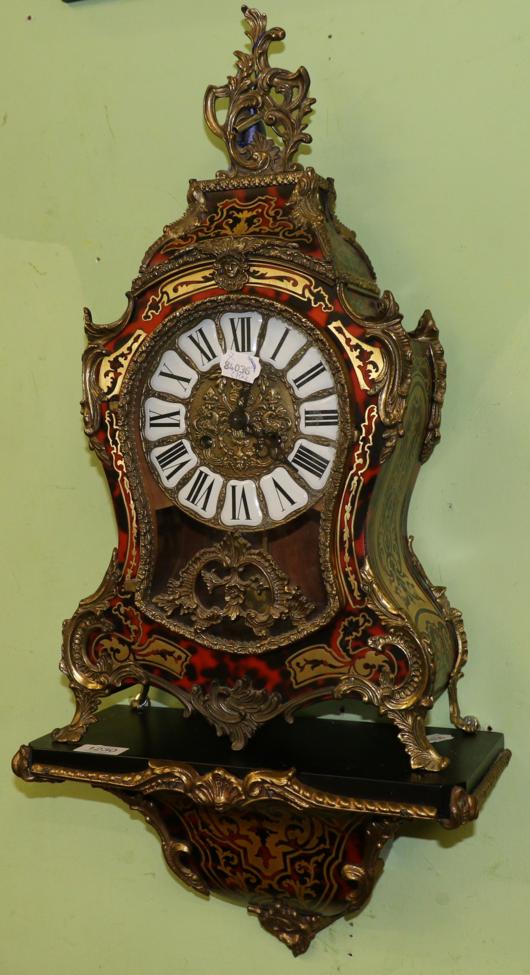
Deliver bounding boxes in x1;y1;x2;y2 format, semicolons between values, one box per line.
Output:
237;381;252;411
228;379;253;431
226;379;296;469
242;420;296;469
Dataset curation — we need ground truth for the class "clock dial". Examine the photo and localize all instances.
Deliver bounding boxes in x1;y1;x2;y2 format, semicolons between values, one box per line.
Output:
140;305;345;531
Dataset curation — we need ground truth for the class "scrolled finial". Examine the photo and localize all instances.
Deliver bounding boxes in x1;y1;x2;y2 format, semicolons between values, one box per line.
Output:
204;6;315;177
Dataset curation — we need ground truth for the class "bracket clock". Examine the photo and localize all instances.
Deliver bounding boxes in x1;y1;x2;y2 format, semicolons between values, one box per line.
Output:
13;6;510;955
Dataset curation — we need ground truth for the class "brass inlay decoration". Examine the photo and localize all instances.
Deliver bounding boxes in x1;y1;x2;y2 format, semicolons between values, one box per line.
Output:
12;741;509;955
189;366;296;478
143;263;216;320
154;533;314;639
286;644;352;688
142;260;333;321
204;6;314;176
98;331;146;397
81;330;145;468
249;262;333;311
96;634;191;676
163;193;313;252
105;410;139;583
337;289;413;463
336;404;378;605
328;320;385;391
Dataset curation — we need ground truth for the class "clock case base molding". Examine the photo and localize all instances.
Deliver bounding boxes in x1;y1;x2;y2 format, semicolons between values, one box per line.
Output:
51;164;480;774
13;706;510;956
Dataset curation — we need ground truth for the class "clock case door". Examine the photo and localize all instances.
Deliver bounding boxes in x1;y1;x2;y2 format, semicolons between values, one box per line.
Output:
124;293;350;654
59;170;474;771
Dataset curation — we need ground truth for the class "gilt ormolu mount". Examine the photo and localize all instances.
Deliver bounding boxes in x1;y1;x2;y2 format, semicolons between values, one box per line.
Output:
13;6;509;955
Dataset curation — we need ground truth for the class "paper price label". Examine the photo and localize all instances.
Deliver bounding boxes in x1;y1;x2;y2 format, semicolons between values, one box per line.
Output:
74;744;129;756
220;351;261;384
426;733;454;744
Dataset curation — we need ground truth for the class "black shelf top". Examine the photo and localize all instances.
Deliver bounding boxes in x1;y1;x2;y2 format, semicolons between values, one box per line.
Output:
27;705;506;819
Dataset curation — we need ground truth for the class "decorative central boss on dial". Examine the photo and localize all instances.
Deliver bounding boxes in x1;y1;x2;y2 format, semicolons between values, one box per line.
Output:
141;307;341;530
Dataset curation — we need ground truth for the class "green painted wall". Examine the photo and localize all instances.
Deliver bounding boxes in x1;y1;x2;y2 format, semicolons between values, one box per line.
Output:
2;1;528;972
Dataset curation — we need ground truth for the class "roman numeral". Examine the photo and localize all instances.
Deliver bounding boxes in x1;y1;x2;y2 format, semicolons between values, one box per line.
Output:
229;316;252;353
303;409;339;427
230;483;251;521
184;469;217;511
188;327;217;366
292;361;326;390
155;441;191;480
157;361;192;392
148;407;183;429
260;468;308;521
269;326;290;362
291;444;330;480
271;477;296;512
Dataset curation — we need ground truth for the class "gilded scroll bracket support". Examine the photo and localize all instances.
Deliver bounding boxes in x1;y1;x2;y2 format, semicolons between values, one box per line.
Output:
12;738;510;955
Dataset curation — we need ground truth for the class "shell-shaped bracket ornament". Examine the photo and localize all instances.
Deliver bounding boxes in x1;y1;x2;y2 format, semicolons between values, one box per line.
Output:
204;5;315;175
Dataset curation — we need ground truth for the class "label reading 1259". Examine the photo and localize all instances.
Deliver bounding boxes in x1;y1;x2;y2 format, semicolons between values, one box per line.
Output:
74;744;129;756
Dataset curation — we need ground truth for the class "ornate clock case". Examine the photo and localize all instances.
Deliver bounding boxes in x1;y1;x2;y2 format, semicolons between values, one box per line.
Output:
13;6;509;955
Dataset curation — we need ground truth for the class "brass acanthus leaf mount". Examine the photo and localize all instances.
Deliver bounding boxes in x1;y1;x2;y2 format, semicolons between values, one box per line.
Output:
204;6;315;176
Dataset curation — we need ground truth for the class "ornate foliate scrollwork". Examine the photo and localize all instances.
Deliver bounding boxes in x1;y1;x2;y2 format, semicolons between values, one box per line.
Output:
337;289;414;463
13;752;440;820
154;533;314;640
52;552;146;744
115;792;209;896
342;819;399;911
365;292;414;463
410;308;447;462
188;366;296;478
406;535;480;733
440;750;511;829
81;344;110;467
335;557;448;772
164;184;208;242
247;902;329;956
83;295;135;342
204;6;315;175
189;678;284;751
290;169;381;295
